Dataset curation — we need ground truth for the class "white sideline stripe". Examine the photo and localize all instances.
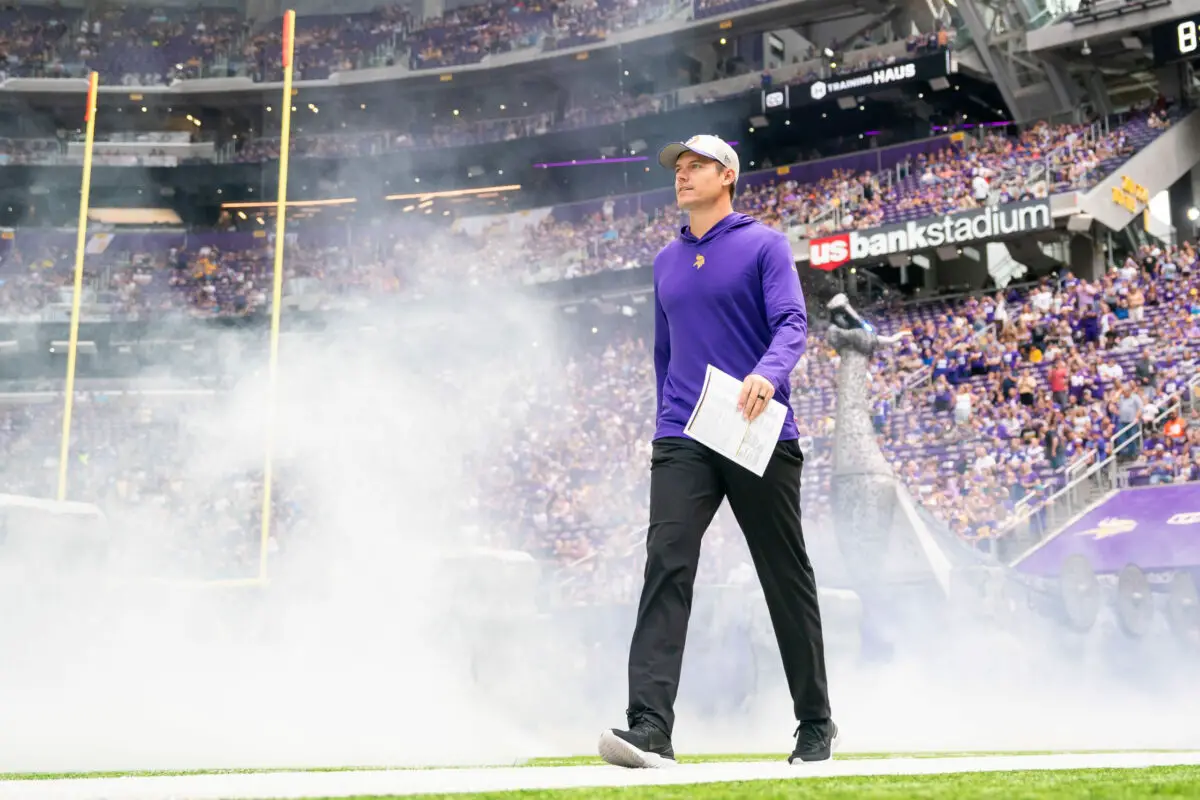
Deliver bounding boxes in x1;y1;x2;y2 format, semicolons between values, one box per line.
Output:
2;752;1199;799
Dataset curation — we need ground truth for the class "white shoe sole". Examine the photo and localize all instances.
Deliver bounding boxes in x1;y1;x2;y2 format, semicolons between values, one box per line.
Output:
789;729;841;764
598;729;676;769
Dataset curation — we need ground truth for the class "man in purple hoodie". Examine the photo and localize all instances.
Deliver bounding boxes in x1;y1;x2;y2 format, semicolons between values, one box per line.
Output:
598;135;837;768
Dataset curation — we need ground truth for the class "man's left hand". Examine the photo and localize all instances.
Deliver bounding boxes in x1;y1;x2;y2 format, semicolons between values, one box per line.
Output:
737;374;775;421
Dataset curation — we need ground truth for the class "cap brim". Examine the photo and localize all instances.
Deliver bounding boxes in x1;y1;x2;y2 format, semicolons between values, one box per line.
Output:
657;142;720;170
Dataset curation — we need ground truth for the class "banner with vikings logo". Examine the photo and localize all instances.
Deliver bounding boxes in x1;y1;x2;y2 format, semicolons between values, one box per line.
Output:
1014;483;1200;576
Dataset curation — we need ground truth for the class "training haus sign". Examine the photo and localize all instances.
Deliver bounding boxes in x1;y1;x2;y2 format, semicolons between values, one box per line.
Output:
799;52;951;106
807;199;1053;270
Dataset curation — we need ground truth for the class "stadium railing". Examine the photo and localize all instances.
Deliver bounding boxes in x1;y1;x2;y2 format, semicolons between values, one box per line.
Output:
999;370;1200;560
1063;447;1098;486
1108;368;1200;463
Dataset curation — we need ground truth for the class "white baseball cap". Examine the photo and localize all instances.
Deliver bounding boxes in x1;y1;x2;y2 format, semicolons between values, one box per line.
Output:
658;135;740;185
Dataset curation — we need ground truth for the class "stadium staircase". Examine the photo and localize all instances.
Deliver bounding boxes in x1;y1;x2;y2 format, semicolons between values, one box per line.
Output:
1073;110;1200;232
1001;371;1200;562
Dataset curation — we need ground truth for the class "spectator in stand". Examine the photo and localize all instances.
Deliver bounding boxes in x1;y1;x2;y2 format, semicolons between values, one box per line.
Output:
1048;356;1069;408
1115;382;1145;457
1164;408;1187;441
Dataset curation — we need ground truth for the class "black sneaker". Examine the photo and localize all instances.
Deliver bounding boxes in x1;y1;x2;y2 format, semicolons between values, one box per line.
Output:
598;720;676;768
789;719;839;763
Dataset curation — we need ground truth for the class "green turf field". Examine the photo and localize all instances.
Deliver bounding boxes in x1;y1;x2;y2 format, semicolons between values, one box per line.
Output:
301;765;1200;799
1;751;1194;780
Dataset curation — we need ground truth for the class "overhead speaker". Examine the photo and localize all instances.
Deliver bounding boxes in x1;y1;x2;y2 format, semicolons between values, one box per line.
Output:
1167;571;1199;647
1059;554;1100;633
1066;214;1094;232
1115;563;1154;639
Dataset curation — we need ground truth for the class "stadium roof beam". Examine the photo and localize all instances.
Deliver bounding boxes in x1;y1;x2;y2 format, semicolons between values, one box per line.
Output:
824;4;901;50
957;0;1081;122
1026;0;1178;55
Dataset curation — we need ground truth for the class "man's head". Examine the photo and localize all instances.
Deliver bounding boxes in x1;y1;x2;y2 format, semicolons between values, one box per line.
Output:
658;135;739;211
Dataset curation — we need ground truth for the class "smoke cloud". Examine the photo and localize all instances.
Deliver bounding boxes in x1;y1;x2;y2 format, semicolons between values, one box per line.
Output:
3;257;1199;775
0;281;616;772
1;44;1197;775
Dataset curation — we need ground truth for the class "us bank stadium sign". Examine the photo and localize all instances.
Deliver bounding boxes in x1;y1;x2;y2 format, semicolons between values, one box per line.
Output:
807;199;1052;270
801;51;951;106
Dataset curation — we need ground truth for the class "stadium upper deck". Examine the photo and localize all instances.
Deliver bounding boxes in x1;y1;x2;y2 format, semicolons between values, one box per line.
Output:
0;3;983;224
0;0;878;87
1025;0;1180;56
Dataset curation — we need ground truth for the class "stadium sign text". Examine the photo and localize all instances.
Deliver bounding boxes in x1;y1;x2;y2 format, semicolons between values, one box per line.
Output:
811;63;916;100
793;52;951;108
807;200;1052;270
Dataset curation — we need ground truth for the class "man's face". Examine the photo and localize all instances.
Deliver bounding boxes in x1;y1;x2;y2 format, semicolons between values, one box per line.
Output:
674;151;732;210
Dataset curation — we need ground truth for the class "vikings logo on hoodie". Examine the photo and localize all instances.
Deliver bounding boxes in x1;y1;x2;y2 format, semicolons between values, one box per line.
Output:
652;212;808;443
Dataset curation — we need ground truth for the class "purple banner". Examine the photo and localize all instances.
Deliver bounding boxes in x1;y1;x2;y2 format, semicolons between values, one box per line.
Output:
1015;483;1200;576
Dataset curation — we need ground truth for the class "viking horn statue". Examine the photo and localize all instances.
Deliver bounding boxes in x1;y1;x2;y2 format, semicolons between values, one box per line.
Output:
825;294;912;658
826;294;910;584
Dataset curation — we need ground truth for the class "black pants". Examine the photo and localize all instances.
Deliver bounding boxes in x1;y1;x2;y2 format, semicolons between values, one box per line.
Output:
626;436;830;736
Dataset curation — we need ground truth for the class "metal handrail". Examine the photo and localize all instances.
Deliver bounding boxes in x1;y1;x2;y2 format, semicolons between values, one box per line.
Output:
1110;415;1143;458
1063;447;1097;485
1108;371;1200;459
998;369;1200;550
999;449;1118;561
1186;371;1200;415
902;364;931;390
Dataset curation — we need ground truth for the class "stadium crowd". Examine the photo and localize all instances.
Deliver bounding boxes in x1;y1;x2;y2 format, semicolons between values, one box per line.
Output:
8;0;949;85
4;238;1197;586
217;105;1179;304
0;0;689;83
0;64;1195;588
1;31;958;165
4;99;1148;321
229;103;1168;287
859;247;1200;546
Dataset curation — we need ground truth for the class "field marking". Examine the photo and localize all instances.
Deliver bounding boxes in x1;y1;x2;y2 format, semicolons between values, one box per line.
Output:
2;751;1200;799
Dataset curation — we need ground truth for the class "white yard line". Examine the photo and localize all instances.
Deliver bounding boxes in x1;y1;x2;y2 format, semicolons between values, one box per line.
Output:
2;751;1199;799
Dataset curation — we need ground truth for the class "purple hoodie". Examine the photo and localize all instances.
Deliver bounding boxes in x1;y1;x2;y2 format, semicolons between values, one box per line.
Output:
653;212;808;442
